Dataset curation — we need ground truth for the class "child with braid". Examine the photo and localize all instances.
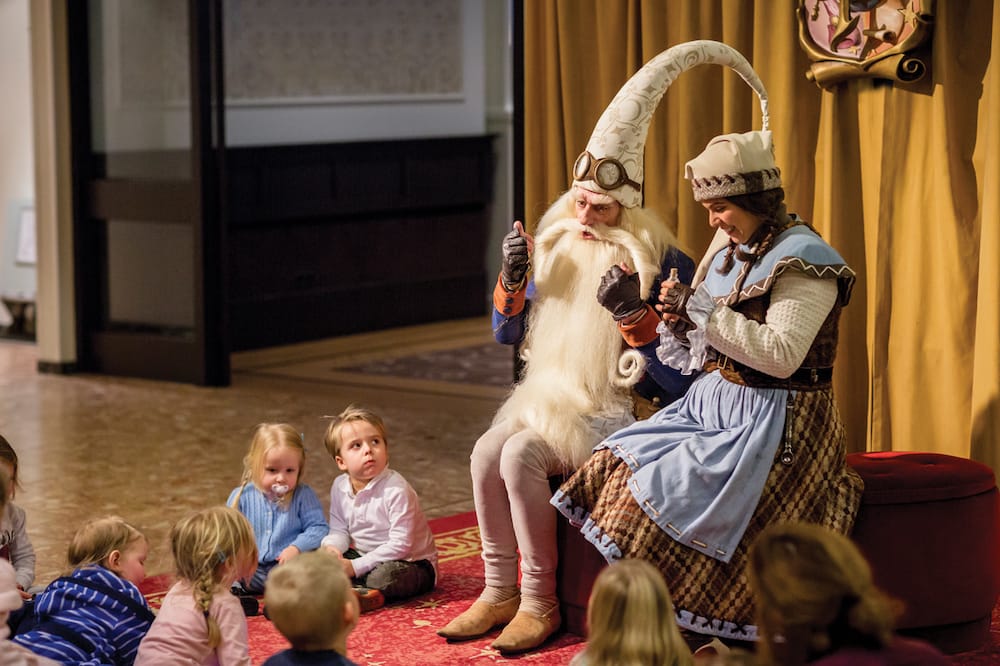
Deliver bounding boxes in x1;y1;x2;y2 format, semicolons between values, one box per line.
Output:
136;506;258;665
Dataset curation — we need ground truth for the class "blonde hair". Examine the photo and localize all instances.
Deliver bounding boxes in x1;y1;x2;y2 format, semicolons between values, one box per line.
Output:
0;435;20;498
265;550;354;650
579;559;694;666
323;405;388;458
748;522;901;665
230;423;306;507
67;515;147;573
170;506;258;648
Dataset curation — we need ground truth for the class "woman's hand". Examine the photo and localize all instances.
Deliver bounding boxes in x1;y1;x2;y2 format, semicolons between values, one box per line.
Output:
658;279;697;339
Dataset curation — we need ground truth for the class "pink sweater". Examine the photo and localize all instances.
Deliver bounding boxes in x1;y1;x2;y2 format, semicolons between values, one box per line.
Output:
135;580;251;666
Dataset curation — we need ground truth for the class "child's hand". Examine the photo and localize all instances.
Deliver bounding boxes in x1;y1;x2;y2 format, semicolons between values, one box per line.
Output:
323;545;342;557
277;545;301;564
342;557;356;579
17;586;31;600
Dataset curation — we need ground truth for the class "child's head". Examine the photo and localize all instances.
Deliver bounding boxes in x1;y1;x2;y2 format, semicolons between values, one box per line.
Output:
748;522;900;664
583;559;693;666
240;423;306;502
171;506;258;648
67;515;149;586
323;405;389;489
265;550;358;652
0;435;19;500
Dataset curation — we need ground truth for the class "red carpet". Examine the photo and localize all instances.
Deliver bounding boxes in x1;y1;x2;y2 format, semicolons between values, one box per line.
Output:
140;512;585;665
139;511;1000;665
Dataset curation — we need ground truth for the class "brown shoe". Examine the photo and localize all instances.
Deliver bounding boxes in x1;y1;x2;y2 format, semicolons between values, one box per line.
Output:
353;586;385;613
436;595;520;640
490;605;561;654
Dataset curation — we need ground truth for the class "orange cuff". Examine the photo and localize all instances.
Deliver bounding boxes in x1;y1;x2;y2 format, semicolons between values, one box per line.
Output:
493;274;527;316
618;305;658;347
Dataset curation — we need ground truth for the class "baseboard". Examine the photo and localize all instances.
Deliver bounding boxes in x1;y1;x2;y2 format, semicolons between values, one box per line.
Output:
37;360;77;374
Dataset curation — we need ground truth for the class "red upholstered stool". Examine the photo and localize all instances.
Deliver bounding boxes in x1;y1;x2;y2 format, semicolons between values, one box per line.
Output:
847;451;1000;654
555;507;606;636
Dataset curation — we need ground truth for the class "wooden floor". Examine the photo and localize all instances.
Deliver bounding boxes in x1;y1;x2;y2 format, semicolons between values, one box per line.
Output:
0;318;508;585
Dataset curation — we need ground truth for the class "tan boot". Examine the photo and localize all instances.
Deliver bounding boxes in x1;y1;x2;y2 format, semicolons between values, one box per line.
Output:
436;595;520;640
490;604;561;654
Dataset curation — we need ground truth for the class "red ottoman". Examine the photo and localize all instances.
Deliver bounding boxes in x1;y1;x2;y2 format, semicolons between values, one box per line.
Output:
847;451;1000;654
555;507;606;636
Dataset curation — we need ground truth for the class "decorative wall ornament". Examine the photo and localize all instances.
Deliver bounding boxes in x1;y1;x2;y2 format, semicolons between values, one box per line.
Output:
797;0;934;89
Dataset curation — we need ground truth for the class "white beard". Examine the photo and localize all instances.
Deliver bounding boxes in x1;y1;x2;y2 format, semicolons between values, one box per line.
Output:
493;212;667;469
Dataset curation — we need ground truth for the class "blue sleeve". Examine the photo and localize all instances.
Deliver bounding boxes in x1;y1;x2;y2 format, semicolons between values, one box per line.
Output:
291;486;330;553
633;248;699;403
492;280;535;345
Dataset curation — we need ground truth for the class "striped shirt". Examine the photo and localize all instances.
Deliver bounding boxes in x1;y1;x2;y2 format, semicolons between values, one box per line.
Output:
13;566;154;664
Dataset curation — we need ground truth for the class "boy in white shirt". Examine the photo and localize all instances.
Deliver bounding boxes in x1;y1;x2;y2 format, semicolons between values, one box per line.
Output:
321;405;438;611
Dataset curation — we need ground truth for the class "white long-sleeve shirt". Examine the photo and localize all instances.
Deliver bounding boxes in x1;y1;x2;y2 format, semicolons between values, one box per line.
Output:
321;468;438;580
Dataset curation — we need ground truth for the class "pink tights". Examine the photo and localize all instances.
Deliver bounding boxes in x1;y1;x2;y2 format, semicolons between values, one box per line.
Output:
470;422;567;603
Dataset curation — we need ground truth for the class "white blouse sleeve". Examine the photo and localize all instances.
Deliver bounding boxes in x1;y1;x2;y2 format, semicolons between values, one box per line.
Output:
705;270;839;377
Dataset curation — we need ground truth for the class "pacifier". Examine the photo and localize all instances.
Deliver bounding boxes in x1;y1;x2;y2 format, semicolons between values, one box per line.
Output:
268;483;290;501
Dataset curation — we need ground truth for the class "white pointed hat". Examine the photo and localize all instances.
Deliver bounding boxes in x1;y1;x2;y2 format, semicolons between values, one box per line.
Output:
572;40;770;208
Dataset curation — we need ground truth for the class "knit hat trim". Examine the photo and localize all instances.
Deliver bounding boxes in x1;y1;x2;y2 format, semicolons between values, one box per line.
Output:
690;167;782;201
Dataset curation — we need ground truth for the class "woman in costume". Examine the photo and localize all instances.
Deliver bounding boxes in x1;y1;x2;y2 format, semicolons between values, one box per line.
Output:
552;129;864;642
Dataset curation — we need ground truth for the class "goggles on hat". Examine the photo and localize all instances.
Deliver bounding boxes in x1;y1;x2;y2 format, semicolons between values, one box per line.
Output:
573;151;641;192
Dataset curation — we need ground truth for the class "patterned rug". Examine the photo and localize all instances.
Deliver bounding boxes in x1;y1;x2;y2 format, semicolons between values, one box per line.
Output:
139;512;586;665
138;510;1000;665
338;342;515;389
234;317;516;401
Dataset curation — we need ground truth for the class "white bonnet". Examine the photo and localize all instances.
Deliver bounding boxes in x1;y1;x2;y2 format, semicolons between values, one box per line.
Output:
685;130;782;201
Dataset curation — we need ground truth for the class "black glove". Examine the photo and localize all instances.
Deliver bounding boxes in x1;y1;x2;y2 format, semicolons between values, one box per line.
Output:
597;265;645;321
660;281;697;340
664;316;696;342
660;282;695;321
501;229;530;289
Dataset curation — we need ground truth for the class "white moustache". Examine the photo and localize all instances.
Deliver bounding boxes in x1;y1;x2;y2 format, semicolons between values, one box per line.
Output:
534;217;623;247
533;216;659;297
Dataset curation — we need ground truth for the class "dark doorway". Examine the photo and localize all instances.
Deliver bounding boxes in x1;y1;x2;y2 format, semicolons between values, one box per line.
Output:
67;0;229;385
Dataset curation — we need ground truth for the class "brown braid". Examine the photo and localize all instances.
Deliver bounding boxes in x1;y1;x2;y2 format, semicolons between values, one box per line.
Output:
169;507;259;652
195;568;222;648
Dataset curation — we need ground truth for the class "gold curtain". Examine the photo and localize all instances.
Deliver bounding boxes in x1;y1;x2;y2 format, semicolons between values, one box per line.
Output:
523;0;1000;474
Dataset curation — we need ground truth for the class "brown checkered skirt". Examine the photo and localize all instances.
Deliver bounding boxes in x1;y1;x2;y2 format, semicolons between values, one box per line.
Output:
557;387;863;639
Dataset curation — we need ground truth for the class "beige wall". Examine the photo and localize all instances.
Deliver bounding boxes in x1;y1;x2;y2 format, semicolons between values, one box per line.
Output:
0;0;36;327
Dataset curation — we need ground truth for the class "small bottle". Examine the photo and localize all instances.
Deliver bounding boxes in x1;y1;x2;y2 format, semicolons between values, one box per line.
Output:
668;267;679;283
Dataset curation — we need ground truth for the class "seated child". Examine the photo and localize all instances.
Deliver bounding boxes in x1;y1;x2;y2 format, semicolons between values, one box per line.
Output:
748;522;949;665
13;515;156;664
321;405;438;610
0;470;60;665
262;550;359;666
1;436;37;597
228;423;328;598
570;559;694;666
136;506;258;665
